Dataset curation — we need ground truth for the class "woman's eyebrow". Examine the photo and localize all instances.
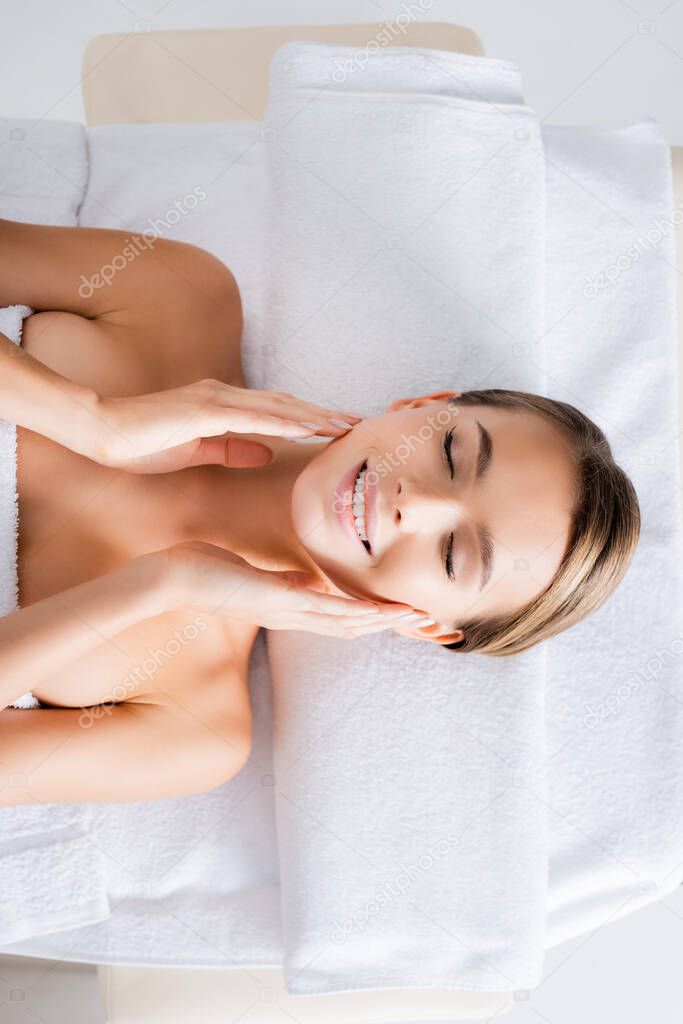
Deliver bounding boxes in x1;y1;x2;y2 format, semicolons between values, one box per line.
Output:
475;419;493;482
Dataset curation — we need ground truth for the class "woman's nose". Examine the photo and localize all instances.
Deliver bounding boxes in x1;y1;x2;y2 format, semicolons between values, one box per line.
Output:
395;476;458;529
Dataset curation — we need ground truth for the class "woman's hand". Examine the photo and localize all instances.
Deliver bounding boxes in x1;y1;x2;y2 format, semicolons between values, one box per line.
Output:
87;380;364;473
159;541;431;638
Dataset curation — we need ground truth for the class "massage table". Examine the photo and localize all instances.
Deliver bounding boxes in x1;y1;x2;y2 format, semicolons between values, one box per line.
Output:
13;21;676;1024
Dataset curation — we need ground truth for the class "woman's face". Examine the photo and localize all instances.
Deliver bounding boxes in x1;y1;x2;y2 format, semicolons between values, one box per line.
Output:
290;391;578;645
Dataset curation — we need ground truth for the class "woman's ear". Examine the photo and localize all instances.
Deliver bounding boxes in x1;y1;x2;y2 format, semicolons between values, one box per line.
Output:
385;389;460;415
393;620;465;645
427;628;466;647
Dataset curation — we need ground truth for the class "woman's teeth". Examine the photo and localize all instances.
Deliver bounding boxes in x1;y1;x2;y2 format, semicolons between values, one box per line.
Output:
352;462;371;551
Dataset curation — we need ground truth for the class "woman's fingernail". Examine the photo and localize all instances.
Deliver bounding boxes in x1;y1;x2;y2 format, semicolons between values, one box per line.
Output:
299;421;321;430
417;617;436;626
395;612;424;621
329;418;354;429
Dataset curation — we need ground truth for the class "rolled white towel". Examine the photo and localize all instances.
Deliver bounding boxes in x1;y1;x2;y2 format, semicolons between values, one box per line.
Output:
8;690;41;709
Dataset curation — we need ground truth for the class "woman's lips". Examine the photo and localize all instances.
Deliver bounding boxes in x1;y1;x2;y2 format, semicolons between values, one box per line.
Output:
365;457;377;553
334;457;371;555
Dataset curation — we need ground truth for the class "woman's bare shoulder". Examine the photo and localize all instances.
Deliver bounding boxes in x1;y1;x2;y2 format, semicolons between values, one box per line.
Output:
124;238;247;389
20;237;247;396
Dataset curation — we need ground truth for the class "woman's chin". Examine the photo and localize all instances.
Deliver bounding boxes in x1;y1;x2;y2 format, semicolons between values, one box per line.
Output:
290;439;389;604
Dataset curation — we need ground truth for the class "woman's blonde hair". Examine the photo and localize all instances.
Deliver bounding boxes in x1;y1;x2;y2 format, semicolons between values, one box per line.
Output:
443;389;641;657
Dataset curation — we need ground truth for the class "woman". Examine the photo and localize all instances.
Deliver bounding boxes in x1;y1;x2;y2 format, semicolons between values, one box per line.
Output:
0;218;640;806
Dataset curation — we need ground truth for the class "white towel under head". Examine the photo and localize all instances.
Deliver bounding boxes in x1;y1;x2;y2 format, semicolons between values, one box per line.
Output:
260;42;683;994
263;43;550;992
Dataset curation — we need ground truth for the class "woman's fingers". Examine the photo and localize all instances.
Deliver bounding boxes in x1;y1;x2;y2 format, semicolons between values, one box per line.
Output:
287;587;430;632
243;387;364;425
298;608;432;637
227;411;355;438
91;384;364;472
193;409;349;441
280;580;429;628
203;385;364;437
287;587;411;618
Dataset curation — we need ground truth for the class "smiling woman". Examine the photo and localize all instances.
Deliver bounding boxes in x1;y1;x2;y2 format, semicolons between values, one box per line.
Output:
0;216;640;807
289;387;641;657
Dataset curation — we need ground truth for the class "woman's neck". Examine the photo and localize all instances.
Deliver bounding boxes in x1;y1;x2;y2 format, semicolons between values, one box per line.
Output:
182;436;330;582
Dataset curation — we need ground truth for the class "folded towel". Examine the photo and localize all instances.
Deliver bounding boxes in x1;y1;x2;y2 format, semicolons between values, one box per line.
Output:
0;763;109;944
260;42;683;994
0;118;88;226
263;41;551;993
540;121;683;947
269;39;525;103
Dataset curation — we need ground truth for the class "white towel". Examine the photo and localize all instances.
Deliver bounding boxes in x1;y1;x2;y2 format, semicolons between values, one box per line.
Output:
0;118;88;226
259;42;683;994
0;807;110;945
262;40;550;993
541;121;683;947
0;304;27;622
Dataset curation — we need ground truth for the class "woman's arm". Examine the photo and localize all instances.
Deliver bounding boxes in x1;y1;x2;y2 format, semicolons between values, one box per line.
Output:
0;552;167;712
0;217;239;462
0;328;102;455
0;215;227;456
0;219;355;465
0;216;237;322
0;547;416;806
0;549;254;807
0;542;412;713
0;699;250;806
0;326;358;470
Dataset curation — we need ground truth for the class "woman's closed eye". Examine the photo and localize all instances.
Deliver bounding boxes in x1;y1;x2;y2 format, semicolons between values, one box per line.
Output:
442;426;458;583
444;531;456;583
443;426;456;479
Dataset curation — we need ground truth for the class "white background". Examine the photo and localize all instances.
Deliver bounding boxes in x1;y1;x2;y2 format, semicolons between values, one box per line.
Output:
2;1;683;1021
3;0;683;141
